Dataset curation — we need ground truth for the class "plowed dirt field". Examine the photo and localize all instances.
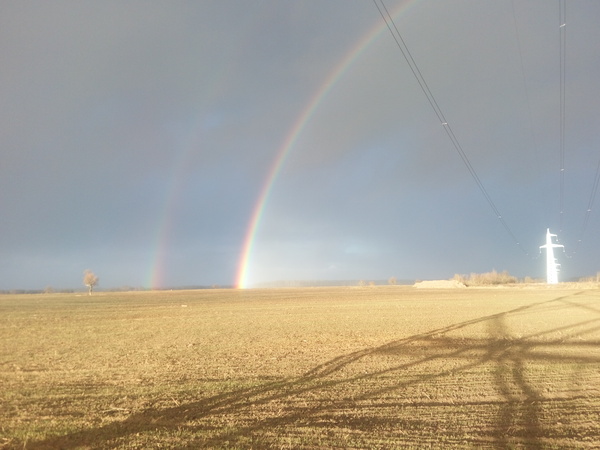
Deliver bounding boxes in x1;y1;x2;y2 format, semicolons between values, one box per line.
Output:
1;286;599;448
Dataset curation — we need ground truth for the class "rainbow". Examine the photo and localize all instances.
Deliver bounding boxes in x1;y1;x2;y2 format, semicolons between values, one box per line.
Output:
148;110;224;289
236;0;416;288
148;124;196;290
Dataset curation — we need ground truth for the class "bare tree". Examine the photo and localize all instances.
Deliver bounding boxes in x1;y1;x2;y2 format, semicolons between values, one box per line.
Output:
83;270;99;295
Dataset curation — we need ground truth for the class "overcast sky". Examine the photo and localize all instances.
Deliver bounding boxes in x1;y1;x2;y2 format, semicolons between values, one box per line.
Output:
2;0;599;290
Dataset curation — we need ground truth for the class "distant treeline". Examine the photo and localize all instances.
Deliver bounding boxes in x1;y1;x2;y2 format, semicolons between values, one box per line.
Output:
451;270;599;286
4;272;600;294
0;288;79;295
0;285;234;295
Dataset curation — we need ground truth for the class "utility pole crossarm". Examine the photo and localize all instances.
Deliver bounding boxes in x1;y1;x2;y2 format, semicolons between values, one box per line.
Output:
540;228;564;284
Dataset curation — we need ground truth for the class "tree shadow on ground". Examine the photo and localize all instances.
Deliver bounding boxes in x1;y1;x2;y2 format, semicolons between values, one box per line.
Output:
25;291;600;449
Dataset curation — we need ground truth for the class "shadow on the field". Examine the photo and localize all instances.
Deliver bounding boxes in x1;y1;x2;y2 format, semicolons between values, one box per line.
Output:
26;290;600;449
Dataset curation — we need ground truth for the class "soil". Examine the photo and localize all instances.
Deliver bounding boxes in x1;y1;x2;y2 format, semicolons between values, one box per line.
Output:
413;279;467;288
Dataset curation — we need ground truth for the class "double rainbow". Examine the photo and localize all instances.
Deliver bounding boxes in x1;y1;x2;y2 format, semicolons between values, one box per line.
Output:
235;1;415;288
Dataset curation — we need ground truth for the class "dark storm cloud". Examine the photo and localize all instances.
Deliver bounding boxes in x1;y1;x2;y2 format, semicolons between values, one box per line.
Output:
1;1;599;289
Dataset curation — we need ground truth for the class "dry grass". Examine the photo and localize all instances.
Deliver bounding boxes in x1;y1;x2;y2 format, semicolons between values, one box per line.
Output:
453;270;518;286
1;286;600;448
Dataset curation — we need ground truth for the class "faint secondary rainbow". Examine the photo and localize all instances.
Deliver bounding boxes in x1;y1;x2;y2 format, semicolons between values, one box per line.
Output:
236;0;416;288
148;126;196;290
148;107;224;289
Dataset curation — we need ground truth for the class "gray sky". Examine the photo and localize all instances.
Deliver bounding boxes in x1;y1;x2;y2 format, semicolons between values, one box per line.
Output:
2;0;599;290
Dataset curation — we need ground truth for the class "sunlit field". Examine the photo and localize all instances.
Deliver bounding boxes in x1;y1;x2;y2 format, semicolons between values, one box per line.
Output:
2;286;600;448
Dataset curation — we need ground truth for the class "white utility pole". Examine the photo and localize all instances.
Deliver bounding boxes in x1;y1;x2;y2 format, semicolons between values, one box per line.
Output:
539;228;564;284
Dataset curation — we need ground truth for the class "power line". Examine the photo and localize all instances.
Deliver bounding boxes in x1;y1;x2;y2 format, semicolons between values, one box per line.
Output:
572;158;600;255
373;0;528;255
557;2;598;260
511;0;542;181
559;0;566;233
584;159;600;234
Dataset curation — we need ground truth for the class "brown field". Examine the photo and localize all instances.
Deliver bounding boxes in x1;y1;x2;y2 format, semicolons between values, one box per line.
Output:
1;286;600;449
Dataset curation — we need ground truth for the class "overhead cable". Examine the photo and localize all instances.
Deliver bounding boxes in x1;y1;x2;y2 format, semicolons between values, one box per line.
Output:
373;0;528;255
572;158;600;255
559;0;566;233
511;0;542;177
559;2;598;259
